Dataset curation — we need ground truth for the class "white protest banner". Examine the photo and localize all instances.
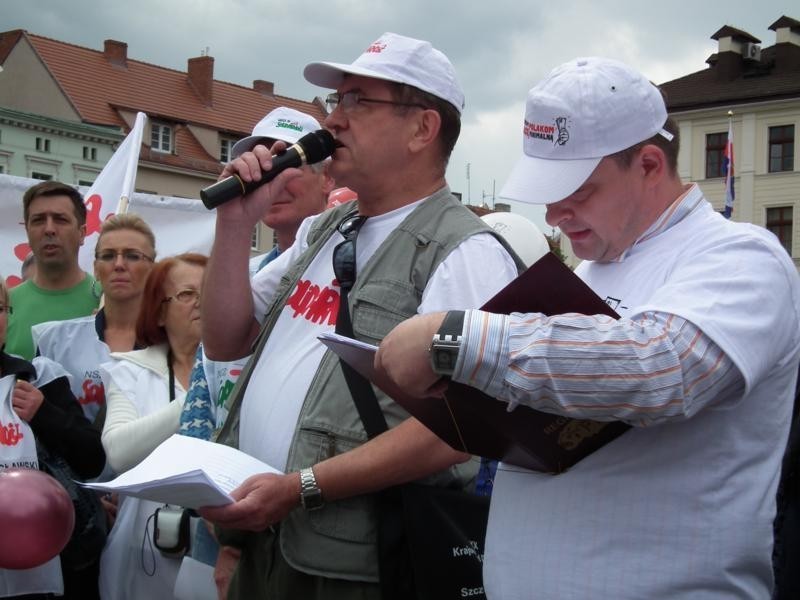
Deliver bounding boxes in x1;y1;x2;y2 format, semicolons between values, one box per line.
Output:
0;174;216;288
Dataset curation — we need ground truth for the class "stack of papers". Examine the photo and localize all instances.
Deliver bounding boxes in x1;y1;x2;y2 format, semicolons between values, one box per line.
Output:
82;434;281;509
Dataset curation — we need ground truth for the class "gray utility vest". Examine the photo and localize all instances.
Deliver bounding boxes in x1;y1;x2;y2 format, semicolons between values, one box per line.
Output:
216;187;525;581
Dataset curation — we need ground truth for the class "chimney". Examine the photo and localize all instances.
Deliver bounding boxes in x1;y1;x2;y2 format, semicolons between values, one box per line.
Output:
103;40;127;68
253;79;274;97
710;25;761;80
188;55;214;106
769;16;800;70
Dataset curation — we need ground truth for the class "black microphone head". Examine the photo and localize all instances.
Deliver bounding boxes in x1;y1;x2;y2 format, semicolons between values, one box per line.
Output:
296;130;337;164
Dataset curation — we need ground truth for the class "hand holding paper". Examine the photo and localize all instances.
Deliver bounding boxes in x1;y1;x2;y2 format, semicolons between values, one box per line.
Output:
198;470;301;532
82;434;282;509
374;311;448;399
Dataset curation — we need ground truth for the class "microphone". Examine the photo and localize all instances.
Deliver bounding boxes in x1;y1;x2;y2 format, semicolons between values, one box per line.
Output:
200;129;337;210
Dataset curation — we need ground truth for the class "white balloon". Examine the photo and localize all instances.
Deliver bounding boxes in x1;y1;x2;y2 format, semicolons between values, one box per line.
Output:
481;212;550;267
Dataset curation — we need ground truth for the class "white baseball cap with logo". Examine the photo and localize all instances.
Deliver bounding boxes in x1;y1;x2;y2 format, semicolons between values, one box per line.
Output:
499;57;673;205
231;107;322;158
303;32;464;115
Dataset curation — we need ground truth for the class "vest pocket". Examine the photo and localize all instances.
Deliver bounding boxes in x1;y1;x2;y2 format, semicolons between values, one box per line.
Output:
352;279;420;345
295;425;376;544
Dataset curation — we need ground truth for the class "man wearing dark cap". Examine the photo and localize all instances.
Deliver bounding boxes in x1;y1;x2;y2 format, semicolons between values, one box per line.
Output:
200;33;522;598
376;57;800;599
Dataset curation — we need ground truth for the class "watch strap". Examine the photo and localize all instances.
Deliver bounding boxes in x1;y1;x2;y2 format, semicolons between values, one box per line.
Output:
299;466;324;511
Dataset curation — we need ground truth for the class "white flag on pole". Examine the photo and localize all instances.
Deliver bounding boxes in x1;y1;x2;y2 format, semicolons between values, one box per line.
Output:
78;112;147;272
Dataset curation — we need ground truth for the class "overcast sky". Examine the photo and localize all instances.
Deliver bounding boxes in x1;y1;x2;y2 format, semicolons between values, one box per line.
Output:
2;0;797;231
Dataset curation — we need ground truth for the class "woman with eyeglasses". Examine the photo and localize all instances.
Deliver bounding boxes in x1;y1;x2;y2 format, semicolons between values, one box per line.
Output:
33;213;157;425
97;253;207;600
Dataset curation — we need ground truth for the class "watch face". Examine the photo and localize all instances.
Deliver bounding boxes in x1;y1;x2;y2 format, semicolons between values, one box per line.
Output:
302;490;324;510
433;347;458;373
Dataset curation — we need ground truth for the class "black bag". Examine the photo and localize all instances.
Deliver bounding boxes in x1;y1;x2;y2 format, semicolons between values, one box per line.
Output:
401;485;489;599
333;235;489;599
336;333;489;599
36;439;108;570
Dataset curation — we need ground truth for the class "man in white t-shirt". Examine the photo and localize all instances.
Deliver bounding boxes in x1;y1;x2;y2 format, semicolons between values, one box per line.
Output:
376;57;800;599
199;33;520;599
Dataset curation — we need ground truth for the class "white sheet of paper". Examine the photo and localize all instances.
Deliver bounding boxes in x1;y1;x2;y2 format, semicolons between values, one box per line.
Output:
317;331;378;377
82;434;282;508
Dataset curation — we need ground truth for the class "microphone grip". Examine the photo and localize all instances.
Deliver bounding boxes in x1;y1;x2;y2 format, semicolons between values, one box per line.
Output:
200;150;301;210
200;176;248;210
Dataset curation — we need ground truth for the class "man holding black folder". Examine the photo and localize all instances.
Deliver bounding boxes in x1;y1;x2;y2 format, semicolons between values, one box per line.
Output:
376;57;800;599
199;33;521;599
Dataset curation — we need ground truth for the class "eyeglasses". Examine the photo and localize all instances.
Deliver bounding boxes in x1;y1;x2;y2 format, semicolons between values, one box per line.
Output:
0;305;12;315
325;91;426;114
332;212;368;292
95;249;154;264
163;289;201;304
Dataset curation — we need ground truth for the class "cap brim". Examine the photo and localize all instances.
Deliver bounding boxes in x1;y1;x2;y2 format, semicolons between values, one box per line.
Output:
304;61;407;89
499;154;602;205
231;136;278;159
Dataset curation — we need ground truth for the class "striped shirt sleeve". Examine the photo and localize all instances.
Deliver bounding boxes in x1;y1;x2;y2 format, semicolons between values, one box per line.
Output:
452;309;744;426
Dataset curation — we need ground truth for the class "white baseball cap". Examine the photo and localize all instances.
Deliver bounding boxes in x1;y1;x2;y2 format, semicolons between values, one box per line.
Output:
231;107;322;158
303;32;465;115
499;57;673;205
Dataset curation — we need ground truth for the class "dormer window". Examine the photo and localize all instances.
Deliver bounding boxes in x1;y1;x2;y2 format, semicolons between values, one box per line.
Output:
151;122;173;153
220;138;235;163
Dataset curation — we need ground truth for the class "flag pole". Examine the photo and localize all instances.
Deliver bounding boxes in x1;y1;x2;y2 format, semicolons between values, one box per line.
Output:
116;112;148;215
722;110;735;219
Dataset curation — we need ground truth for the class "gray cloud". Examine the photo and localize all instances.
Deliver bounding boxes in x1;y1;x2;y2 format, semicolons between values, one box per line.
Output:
1;0;797;230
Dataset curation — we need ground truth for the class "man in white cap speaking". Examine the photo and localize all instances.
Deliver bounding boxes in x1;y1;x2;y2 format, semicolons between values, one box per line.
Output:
200;33;522;599
231;107;334;275
375;57;800;599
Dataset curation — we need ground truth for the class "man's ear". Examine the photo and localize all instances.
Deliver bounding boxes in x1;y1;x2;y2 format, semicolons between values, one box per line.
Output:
320;164;336;196
78;223;87;247
638;144;668;186
408;109;442;154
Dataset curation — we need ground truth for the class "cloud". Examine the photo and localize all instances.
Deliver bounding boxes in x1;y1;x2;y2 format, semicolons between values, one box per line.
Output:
1;0;796;233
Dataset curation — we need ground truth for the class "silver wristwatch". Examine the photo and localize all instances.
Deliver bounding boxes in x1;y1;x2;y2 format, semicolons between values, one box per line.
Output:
299;467;324;511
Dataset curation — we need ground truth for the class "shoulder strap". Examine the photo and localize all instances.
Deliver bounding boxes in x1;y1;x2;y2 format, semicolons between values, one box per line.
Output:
335;302;387;439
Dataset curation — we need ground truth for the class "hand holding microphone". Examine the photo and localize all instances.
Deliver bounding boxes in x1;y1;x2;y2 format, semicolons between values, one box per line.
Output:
201;129;337;210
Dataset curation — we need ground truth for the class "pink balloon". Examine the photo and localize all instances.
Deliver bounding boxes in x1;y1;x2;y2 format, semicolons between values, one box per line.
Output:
0;468;75;569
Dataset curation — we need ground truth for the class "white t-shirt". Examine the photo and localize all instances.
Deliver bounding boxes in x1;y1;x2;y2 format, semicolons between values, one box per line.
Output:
483;189;800;599
241;199;519;470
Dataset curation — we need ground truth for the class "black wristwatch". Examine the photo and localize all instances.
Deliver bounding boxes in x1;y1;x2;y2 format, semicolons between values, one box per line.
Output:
299;467;324;511
429;310;465;377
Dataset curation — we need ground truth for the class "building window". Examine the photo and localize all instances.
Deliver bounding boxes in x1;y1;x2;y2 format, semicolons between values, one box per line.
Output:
769;125;795;173
705;132;727;179
220;138;235;163
251;225;260;251
35;137;52;153
151;123;173;153
766;206;793;255
82;146;98;161
31;171;53;181
77;179;95;187
0;165;4;174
